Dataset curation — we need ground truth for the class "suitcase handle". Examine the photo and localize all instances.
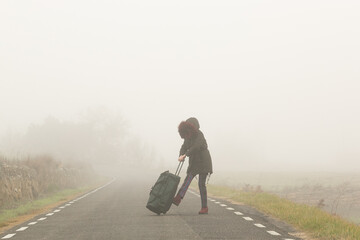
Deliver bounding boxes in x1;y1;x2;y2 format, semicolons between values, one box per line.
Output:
175;160;184;176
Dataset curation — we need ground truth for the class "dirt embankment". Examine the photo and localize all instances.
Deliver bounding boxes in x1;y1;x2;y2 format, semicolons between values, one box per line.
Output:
0;156;95;209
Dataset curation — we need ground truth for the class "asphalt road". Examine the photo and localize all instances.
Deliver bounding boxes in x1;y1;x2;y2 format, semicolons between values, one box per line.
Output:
1;170;302;240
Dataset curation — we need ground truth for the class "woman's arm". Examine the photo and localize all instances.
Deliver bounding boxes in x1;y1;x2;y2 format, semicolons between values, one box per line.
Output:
179;139;189;156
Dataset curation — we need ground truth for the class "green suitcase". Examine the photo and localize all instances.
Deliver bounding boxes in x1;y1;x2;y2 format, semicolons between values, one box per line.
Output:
146;162;183;215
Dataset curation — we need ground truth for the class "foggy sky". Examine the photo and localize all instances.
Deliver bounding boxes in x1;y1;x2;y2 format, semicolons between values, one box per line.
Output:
1;1;360;172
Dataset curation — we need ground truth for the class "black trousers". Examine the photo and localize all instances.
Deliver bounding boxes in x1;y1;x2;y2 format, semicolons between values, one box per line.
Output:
176;173;208;208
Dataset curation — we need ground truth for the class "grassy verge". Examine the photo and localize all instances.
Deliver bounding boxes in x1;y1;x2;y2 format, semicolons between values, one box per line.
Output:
207;184;360;240
0;187;90;230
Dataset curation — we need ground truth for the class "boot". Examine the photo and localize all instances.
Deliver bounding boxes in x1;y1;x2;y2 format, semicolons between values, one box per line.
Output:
198;207;208;214
172;195;181;206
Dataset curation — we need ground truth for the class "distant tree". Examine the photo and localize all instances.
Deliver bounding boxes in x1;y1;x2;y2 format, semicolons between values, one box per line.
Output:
1;107;159;168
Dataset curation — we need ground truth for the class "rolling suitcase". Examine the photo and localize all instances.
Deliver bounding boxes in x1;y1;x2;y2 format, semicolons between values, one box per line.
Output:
146;161;184;215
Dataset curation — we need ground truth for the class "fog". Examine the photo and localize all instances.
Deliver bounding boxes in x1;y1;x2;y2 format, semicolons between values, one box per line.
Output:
1;1;360;172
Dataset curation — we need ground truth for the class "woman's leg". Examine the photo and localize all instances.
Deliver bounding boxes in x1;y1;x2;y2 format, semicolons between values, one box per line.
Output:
177;174;194;198
173;174;194;206
198;173;208;208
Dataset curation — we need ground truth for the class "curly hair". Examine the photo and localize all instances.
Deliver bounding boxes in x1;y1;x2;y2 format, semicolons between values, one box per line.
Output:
178;121;198;139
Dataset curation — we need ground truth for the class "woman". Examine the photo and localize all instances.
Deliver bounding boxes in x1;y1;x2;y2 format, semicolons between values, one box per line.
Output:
172;117;213;214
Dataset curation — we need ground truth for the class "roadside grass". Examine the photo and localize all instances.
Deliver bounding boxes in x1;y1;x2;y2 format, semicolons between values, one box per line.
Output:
0;188;88;228
207;184;360;240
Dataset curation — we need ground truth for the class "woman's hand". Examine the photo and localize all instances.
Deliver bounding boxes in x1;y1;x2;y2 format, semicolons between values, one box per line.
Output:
178;154;186;162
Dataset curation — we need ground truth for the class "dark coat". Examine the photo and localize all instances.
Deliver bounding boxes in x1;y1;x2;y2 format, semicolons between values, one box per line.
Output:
179;130;213;175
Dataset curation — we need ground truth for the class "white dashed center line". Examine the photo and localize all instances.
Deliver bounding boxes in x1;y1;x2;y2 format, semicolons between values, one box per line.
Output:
234;211;243;215
38;217;47;221
220;204;227;207
226;207;234;210
53;209;61;213
46;213;54;216
28;222;37;225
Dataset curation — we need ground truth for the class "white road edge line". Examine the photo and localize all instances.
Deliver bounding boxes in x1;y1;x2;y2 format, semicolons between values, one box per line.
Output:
188;191;201;198
204;193;287;239
254;223;266;228
267;231;281;236
243;217;253;221
69;177;116;202
1;234;16;239
16;227;28;232
0;177;119;240
38;217;47;221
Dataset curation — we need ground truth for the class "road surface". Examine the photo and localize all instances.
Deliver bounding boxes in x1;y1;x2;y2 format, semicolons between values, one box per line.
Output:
1;170;302;240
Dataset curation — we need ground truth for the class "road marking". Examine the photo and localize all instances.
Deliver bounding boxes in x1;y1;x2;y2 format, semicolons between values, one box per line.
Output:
59;206;65;209
1;234;16;239
69;201;74;204
188;190;201;198
16;227;28;232
0;176;118;240
211;196;292;240
267;231;281;236
243;217;253;221
254;223;266;228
